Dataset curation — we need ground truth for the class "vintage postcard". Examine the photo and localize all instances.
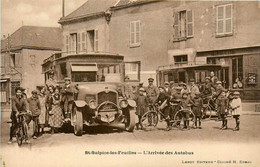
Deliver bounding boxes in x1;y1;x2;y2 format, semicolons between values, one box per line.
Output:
1;0;260;166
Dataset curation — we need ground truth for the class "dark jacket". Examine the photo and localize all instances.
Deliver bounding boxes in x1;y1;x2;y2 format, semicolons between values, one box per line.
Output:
216;95;229;114
12;96;27;114
61;84;76;102
27;97;41;116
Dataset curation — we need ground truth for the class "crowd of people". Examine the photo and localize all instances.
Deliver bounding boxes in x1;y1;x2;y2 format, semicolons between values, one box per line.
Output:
8;71;75;144
126;72;242;132
8;70;242;144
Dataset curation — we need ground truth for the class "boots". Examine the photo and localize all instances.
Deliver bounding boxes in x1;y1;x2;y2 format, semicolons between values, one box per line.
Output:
194;121;197;129
186;120;190;129
198;120;202;129
165;121;171;131
220;120;225;129
233;120;240;131
223;120;228;129
183;121;187;129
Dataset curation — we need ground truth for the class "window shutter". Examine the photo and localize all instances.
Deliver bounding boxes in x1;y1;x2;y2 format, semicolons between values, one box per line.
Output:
217;6;224;34
81;32;86;52
130;22;135;45
173;12;180;39
225;4;232;33
85;32;88;52
77;33;81;53
94;29;99;51
136;21;141;44
186;10;194;37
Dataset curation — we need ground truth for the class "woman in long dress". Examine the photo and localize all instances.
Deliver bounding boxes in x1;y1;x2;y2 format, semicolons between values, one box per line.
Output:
38;87;47;134
48;87;64;134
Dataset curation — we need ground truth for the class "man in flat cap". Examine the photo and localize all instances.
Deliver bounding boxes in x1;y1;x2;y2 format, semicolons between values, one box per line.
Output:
201;77;216;98
46;70;57;88
164;82;172;97
9;87;29;144
27;90;41;139
189;78;199;99
145;78;159;104
61;77;76;120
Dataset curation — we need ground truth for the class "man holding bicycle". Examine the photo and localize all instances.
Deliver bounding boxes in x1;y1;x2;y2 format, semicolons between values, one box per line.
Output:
9;87;30;144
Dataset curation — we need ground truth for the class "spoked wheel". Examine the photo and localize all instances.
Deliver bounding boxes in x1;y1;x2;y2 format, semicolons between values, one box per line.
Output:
140;111;158;131
174;110;195;130
16;126;23;146
202;106;214;121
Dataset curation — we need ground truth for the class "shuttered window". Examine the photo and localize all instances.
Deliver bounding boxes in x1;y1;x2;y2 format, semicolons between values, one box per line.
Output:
130;21;141;47
82;32;86;52
65;35;69;53
94;29;99;52
216;4;232;36
77;33;81;53
173;10;194;41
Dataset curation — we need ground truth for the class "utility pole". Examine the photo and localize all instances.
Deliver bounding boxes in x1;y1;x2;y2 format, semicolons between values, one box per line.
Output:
62;0;65;17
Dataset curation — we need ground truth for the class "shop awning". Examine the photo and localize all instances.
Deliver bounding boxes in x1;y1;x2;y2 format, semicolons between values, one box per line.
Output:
71;64;98;72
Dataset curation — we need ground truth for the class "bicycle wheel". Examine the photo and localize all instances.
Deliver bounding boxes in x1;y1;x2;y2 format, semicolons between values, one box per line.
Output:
140;111;158;131
16;126;23;146
202;105;214;121
174;109;195;129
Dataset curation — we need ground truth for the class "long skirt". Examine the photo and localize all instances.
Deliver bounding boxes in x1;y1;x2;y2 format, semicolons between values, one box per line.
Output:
49;104;64;128
39;97;48;128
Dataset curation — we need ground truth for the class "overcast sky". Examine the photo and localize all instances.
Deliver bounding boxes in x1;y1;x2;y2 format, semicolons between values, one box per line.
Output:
1;0;87;37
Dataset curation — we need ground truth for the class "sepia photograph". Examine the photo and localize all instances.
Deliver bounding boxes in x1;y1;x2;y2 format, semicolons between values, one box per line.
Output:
1;0;260;166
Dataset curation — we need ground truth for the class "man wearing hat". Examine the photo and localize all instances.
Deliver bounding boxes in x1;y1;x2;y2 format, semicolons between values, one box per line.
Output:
123;75;132;99
210;71;218;85
9;87;29;144
170;86;183;123
181;83;190;98
201;77;216;99
46;70;57;88
189;78;199;99
61;77;76;120
164;82;172;97
27;90;41;139
145;78;159;104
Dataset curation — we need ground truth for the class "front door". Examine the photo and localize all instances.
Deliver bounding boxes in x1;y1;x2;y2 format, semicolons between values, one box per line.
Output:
178;71;186;83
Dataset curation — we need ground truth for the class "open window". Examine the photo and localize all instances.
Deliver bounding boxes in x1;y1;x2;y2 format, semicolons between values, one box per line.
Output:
71;64;98;82
123;61;141;82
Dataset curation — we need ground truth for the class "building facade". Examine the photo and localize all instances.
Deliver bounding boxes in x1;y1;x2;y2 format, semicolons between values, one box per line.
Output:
167;1;260;101
1;26;62;110
58;0;260;101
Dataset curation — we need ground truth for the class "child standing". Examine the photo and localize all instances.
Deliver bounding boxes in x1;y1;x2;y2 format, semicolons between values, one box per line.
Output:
216;89;229;130
180;92;192;129
135;87;149;130
230;91;242;131
191;92;203;129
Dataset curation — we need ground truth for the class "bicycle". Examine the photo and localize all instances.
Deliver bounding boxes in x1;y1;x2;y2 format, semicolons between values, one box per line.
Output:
201;96;218;120
172;104;195;130
140;101;195;131
16;112;31;146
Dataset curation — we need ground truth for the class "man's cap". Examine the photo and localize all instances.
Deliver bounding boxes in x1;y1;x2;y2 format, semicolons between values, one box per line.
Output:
139;82;143;85
189;78;195;82
48;70;54;75
169;81;174;84
182;83;187;86
195;92;200;95
31;90;38;94
139;87;145;92
178;81;184;86
216;81;222;84
233;91;240;95
205;77;210;80
158;86;165;89
148;78;154;82
64;77;71;81
182;92;188;96
15;87;23;92
164;81;169;85
176;86;182;90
